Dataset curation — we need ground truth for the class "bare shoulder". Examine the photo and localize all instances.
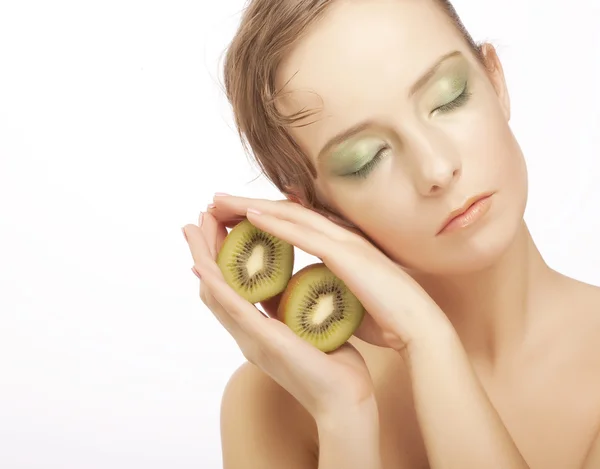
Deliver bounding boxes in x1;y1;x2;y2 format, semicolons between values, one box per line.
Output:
546;272;600;341
566;278;600;468
558;273;600;322
220;361;318;469
563;280;600;467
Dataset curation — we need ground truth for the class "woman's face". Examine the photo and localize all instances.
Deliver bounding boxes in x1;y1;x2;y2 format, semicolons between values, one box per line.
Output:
275;0;528;275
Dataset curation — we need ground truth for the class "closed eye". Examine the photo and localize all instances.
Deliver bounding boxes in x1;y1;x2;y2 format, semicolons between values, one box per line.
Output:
345;85;471;180
434;83;472;114
347;147;387;179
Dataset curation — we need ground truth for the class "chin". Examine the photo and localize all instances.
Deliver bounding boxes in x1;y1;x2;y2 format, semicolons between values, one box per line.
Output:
432;224;521;275
408;192;527;277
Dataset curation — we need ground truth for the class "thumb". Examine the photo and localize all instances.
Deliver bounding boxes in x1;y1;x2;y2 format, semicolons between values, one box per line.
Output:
352;312;391;349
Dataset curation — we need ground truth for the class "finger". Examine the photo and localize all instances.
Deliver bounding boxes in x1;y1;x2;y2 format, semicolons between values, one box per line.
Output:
352;312;385;346
199;280;241;335
203;210;246;229
194;260;270;337
184;224;245;330
183;223;225;279
198;274;273;361
200;212;228;259
245;209;334;262
220;216;247;229
210;195;351;241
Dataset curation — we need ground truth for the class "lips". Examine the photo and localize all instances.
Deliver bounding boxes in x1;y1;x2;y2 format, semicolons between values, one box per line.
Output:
437;192;494;235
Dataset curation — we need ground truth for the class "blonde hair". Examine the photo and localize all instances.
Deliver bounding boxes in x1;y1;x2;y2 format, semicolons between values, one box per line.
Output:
222;0;486;223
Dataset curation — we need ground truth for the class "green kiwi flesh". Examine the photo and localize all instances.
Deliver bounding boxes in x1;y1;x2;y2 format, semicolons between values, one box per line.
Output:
277;263;365;352
217;219;294;304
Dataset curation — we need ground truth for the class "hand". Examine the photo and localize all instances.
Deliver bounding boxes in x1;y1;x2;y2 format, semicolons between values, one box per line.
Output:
207;194;453;353
182;210;376;422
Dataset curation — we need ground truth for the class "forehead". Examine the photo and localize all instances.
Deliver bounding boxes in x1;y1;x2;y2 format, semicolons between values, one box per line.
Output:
274;0;471;158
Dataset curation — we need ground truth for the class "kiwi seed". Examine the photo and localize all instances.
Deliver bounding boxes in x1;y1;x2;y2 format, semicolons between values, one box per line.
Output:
277;263;365;353
217;219;294;304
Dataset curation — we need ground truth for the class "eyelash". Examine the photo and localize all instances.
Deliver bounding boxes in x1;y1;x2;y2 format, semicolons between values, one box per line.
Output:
348;147;387;179
347;83;472;180
435;83;472;113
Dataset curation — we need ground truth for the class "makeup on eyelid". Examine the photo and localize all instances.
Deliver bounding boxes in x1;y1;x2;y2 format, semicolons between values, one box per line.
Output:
330;137;386;174
438;77;465;101
326;60;472;177
429;72;468;108
425;59;469;105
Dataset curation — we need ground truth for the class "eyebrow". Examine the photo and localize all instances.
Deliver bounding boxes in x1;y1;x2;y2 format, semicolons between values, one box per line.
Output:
317;50;463;161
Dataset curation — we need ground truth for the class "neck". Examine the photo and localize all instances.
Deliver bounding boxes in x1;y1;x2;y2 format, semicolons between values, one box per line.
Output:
412;221;558;366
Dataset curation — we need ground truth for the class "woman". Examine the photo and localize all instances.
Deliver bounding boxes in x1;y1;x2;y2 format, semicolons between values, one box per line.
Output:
182;0;600;467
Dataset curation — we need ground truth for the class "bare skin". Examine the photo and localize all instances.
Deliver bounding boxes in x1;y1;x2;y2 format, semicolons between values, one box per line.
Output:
200;0;600;467
221;270;600;469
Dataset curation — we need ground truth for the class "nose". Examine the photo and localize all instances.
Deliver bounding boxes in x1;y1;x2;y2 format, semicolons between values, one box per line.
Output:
418;163;461;196
404;127;462;196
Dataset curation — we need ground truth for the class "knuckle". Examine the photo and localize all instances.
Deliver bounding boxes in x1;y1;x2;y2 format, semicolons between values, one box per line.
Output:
317;245;332;264
341;227;363;242
347;232;370;249
319;240;337;261
333;232;354;245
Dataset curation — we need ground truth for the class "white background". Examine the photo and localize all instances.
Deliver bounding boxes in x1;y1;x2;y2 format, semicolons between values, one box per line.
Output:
0;0;599;467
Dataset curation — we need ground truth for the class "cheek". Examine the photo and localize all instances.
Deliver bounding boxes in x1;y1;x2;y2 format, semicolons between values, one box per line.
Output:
338;197;432;265
461;103;526;188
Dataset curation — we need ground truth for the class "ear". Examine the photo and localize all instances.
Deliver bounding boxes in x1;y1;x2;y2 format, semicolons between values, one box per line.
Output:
480;43;511;122
283;185;308;206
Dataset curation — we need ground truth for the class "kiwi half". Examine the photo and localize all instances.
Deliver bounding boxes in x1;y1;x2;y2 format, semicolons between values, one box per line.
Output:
277;263;365;353
217;219;294;304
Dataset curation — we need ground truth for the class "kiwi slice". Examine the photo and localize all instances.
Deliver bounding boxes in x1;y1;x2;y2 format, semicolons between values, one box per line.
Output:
217;219;294;304
277;263;365;352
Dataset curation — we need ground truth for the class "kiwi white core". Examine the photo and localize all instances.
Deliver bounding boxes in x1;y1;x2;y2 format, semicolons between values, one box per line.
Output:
311;294;335;324
246;245;265;277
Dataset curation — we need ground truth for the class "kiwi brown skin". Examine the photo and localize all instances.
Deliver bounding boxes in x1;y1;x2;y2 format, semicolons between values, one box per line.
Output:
216;219;294;304
277;263;365;353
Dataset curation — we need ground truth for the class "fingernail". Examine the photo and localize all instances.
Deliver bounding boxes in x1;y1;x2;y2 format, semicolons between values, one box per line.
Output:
214;192;230;198
198;212;204;227
191;266;201;279
247;208;262;215
181;227;188;242
207;203;215;210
